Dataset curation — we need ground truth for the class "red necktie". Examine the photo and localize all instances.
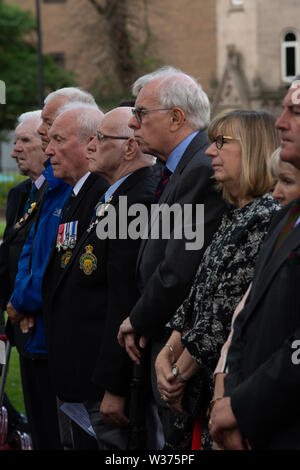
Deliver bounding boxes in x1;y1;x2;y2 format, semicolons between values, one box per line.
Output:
154;166;172;202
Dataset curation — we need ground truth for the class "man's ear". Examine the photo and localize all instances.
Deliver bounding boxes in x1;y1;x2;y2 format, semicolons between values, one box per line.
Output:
170;107;185;130
125;137;138;160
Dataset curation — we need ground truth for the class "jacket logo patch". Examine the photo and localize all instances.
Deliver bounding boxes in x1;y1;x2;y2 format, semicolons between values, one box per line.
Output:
79;245;97;275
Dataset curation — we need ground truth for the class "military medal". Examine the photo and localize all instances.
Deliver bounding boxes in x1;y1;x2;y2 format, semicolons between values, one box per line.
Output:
56;224;65;252
56;220;78;252
14;202;37;229
79;245;97;276
68;221;78;249
60;249;72;268
87;196;113;233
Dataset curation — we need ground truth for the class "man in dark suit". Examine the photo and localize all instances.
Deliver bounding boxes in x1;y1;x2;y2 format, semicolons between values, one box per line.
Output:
117;67;225;443
0;110;46;437
39;101;108;450
209;78;300;450
43;106;158;450
0;110;46;309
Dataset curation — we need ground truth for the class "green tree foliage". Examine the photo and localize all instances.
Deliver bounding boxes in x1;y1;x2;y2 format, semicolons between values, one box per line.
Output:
0;0;76;135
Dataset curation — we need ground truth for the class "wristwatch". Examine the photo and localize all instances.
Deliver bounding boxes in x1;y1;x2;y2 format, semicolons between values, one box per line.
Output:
171;364;187;383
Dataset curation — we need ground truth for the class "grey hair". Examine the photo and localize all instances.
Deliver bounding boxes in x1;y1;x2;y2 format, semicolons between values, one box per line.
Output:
56;102;103;142
44;87;96;106
17;110;42;135
132;66;210;130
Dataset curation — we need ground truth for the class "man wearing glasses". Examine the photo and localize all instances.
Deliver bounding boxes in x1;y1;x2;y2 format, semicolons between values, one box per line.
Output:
117;66;225;445
43;106;157;450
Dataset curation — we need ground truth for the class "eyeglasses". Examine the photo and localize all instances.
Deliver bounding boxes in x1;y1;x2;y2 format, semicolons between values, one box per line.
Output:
131;107;173;125
212;135;240;150
96;131;130;143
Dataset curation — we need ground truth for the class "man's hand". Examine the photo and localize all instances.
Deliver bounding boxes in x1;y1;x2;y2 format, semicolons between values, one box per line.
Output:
100;391;129;427
117;317;148;364
209;397;247;450
19;315;35;334
6;302;23;325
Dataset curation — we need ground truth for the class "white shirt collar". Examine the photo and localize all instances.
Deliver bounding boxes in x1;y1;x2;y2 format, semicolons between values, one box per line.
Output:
73;172;90;196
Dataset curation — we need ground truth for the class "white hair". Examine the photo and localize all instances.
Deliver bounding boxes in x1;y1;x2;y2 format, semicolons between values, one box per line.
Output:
56;102;103;142
17;110;42;135
44;87;96;106
132;66;210;131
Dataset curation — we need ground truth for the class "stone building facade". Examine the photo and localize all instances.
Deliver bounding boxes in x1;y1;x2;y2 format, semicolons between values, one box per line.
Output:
4;0;300;117
213;0;300;116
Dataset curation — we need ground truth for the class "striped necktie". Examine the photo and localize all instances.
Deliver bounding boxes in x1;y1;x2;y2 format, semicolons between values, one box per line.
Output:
154;166;172;202
273;196;300;252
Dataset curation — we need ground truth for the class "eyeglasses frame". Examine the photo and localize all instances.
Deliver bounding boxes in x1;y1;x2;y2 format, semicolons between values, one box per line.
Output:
131;107;173;124
213;135;241;150
96;131;130;143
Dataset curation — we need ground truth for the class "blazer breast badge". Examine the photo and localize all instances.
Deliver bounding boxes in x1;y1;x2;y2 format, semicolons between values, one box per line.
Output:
79;245;97;276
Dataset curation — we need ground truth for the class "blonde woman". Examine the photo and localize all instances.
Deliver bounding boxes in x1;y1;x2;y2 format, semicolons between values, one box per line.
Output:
155;110;281;450
270;147;300;206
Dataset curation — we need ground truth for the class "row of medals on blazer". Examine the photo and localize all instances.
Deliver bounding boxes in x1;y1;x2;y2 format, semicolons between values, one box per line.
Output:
14;202;37;230
56;196;113;274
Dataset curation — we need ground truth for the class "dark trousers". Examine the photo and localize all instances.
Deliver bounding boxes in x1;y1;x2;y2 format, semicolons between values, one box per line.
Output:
83;399;129;450
20;355;62;450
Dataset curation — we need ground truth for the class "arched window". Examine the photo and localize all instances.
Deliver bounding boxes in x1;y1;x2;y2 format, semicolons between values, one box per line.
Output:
282;30;299;82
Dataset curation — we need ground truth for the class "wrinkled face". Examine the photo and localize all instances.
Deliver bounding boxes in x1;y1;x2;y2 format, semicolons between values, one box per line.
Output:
87;125;127;183
46;111;89;185
13;120;45;179
38;96;67;151
127;80;172;161
205;134;242;192
272;160;300;206
275;86;300;170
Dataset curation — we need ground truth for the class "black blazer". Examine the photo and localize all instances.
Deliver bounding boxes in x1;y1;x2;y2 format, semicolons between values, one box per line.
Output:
225;201;300;449
130;131;226;339
42;173;109;303
43;167;157;402
4;179;32;236
0;179;31;310
1;178;47;353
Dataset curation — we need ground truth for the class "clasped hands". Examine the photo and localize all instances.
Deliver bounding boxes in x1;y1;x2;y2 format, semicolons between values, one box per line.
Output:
155;345;185;417
6;302;35;333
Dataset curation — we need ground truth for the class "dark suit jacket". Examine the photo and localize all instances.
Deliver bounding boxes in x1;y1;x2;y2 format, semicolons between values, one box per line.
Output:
43;167;157;402
0;179;31;310
0;179;31;333
42;172;109;304
225;200;300;449
129;131;226;339
1;179;47;353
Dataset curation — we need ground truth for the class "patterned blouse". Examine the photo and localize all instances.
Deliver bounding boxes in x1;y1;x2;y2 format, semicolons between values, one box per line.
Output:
165;193;280;450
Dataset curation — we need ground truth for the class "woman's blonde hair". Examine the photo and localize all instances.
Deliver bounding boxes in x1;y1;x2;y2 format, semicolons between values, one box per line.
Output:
208;110;280;204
